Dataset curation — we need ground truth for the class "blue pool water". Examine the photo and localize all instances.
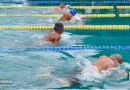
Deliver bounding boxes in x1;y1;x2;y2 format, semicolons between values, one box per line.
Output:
0;2;130;89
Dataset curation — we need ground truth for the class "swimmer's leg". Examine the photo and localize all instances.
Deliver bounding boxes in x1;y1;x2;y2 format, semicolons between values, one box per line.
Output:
50;76;72;86
1;41;21;47
1;41;32;47
37;73;72;86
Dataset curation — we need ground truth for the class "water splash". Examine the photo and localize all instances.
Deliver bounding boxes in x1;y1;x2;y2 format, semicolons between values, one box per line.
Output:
122;62;130;69
73;66;128;86
75;66;102;83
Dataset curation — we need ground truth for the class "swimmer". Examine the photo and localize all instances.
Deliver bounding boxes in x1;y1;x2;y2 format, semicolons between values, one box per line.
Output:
37;54;130;86
39;22;64;45
54;3;66;12
54;3;70;12
59;9;85;22
1;22;64;47
62;5;71;13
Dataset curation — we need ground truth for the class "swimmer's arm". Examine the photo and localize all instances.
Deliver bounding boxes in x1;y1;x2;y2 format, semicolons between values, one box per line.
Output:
36;74;72;86
54;7;62;12
53;36;61;45
79;14;85;19
59;15;66;21
51;76;72;86
112;71;130;78
120;72;130;77
81;17;85;19
54;7;59;12
59;15;64;21
34;37;44;44
59;13;69;21
52;38;59;45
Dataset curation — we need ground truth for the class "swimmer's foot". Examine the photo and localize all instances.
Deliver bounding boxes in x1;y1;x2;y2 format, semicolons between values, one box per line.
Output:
37;66;55;78
41;66;55;73
36;73;53;79
81;17;85;19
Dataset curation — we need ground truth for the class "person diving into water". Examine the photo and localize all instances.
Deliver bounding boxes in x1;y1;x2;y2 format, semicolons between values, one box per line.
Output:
37;54;130;86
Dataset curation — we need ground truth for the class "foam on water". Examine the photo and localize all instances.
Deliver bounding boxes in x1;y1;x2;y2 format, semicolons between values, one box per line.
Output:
74;66;129;88
35;49;99;88
30;32;89;46
85;9;92;14
104;81;130;89
121;62;130;69
66;54;130;88
72;14;84;21
0;30;90;51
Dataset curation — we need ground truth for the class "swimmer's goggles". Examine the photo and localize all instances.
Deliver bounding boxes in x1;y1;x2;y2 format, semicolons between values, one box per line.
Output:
54;26;64;31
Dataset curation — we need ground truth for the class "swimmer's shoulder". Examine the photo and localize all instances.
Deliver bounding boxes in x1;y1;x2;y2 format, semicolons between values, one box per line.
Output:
54;7;61;11
107;60;116;68
98;55;108;58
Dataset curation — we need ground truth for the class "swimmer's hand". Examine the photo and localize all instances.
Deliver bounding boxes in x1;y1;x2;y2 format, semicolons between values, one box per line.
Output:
81;17;85;19
36;73;53;78
54;7;62;12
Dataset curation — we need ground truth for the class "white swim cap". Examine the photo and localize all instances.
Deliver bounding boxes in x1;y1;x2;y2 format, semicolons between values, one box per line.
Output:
65;5;70;8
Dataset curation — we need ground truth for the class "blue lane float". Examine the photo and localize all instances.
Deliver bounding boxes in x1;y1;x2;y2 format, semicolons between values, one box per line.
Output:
1;0;130;4
1;46;130;51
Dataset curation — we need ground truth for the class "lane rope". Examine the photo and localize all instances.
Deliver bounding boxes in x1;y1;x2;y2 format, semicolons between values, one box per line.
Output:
0;5;114;9
0;25;129;30
0;14;116;18
1;1;130;4
1;5;130;9
1;46;130;51
117;6;130;9
119;14;130;17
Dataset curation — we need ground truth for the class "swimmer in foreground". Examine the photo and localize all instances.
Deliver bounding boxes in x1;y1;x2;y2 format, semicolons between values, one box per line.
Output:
39;22;64;45
37;54;130;86
59;9;85;22
54;3;70;12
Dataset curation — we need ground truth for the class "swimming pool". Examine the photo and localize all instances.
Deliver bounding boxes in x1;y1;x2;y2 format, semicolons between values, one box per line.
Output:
0;1;130;89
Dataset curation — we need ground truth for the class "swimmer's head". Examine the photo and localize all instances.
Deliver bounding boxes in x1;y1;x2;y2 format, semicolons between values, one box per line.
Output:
59;3;65;8
70;9;77;16
110;54;123;64
65;5;70;8
54;22;64;34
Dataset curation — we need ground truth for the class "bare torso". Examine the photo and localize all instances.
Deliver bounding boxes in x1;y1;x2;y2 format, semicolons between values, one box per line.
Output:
41;31;61;44
92;56;116;72
60;12;73;21
54;7;62;12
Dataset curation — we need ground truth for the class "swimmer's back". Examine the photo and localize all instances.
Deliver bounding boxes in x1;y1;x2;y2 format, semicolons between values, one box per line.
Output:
60;12;72;21
54;7;62;12
93;56;115;72
44;31;61;44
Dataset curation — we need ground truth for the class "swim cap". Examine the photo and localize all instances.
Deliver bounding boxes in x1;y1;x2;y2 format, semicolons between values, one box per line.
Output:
110;54;123;64
70;9;77;16
54;22;64;30
65;5;70;8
